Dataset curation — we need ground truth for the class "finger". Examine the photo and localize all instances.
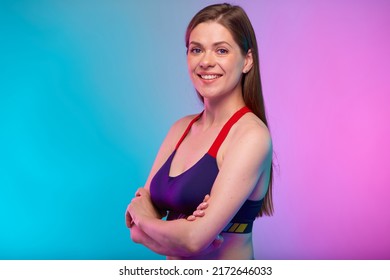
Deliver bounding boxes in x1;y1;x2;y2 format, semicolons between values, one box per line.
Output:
203;194;210;202
193;210;205;217
197;202;208;210
186;215;196;221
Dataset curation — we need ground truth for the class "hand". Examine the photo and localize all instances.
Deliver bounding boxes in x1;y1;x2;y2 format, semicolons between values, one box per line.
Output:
126;187;162;227
125;188;140;228
187;194;210;221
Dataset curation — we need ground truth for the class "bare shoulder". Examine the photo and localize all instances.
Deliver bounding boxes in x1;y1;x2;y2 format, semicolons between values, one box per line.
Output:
160;112;201;152
170;113;198;132
167;113;199;141
231;112;272;153
216;112;272;175
219;112;272;176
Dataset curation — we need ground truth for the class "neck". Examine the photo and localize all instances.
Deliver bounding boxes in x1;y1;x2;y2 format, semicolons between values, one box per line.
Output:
201;91;246;128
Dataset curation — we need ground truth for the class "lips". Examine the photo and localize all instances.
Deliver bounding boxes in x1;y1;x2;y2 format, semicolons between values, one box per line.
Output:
197;73;223;80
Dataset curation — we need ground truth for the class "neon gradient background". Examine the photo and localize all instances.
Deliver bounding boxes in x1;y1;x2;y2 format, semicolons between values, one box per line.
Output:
0;0;389;259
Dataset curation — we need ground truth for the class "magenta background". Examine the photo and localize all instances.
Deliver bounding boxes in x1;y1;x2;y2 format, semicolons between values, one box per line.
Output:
241;0;390;259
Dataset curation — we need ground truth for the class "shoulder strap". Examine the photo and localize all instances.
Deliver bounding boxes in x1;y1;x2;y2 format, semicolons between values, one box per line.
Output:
175;111;204;150
208;106;251;158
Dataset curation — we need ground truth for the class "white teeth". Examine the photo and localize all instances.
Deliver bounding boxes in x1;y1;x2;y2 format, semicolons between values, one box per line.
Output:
200;74;221;80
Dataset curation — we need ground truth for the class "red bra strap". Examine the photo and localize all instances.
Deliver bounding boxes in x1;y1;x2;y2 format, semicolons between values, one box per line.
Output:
208;106;251;158
175;111;204;150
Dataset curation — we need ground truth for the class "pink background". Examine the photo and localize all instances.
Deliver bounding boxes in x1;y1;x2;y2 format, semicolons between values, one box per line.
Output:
247;0;390;259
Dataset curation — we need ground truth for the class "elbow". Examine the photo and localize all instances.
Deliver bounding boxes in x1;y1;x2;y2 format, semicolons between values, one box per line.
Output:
131;235;141;244
181;231;210;256
183;243;202;256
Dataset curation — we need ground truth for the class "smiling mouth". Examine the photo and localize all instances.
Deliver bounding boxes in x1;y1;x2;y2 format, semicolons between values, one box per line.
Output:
198;74;222;80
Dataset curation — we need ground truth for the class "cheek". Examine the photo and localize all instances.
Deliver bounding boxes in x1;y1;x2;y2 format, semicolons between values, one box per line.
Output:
234;58;246;72
187;62;195;80
222;60;244;78
187;56;197;71
230;60;244;78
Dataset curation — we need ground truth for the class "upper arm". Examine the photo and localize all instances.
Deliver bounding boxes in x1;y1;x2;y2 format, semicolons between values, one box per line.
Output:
135;117;273;255
186;123;272;250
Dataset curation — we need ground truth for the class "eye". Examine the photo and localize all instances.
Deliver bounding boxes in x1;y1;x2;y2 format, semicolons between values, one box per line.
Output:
189;47;202;54
216;48;228;55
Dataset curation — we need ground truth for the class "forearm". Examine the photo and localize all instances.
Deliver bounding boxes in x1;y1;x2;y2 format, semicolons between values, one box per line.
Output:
128;190;218;256
130;225;186;257
132;223;219;258
137;216;214;256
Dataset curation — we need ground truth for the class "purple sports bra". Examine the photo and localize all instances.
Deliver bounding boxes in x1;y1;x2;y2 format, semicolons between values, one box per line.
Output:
150;107;263;233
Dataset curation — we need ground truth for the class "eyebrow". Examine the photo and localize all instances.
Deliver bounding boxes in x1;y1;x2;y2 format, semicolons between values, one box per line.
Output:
188;41;233;48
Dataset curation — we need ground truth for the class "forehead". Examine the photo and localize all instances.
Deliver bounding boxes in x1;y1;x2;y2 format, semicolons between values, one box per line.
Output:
189;21;236;46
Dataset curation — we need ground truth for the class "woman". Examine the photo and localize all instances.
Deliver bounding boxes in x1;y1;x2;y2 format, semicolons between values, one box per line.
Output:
126;3;273;260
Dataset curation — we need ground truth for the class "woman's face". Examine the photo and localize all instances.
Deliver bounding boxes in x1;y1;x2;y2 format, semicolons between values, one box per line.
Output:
187;21;252;101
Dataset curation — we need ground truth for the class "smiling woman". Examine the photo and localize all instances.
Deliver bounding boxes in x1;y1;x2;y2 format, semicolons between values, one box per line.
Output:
187;22;252;101
125;3;274;260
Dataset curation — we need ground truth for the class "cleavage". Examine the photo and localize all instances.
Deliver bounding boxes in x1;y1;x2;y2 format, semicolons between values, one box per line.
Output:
169;127;219;177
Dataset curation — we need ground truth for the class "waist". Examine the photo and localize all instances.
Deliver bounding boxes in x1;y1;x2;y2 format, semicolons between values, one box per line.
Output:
221;199;263;233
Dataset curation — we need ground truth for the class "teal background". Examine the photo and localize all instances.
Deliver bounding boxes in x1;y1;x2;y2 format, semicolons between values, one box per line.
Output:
0;0;215;259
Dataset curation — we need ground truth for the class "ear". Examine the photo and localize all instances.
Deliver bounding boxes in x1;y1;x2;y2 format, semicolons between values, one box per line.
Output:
243;49;254;74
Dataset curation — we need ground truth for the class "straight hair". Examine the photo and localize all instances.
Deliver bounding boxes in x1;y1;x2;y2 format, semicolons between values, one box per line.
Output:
185;3;274;217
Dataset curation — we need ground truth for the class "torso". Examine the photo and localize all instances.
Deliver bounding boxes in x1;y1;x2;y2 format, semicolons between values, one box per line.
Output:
149;107;270;259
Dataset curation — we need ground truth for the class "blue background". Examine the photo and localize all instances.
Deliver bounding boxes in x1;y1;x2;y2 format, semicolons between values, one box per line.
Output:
0;0;218;259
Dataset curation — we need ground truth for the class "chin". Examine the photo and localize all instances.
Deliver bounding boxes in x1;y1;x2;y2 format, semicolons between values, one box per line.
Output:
197;91;219;100
197;88;232;100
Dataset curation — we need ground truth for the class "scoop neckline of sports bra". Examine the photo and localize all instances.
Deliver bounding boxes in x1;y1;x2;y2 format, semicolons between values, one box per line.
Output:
168;150;216;179
168;106;250;179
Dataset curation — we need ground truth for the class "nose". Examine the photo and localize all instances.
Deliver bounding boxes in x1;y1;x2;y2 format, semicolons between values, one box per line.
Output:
200;51;215;69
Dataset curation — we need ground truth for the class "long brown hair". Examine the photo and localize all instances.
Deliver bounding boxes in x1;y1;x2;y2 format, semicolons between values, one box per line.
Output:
185;3;274;216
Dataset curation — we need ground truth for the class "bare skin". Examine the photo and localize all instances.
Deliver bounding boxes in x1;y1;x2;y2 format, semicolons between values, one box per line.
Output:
125;22;272;259
126;192;223;257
